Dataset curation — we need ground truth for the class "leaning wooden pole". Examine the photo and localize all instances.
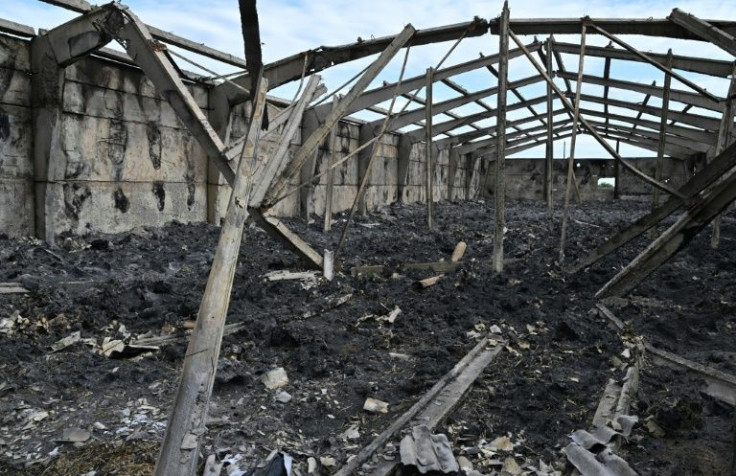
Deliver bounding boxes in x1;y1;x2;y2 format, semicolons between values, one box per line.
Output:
426;67;435;230
544;35;554;213
710;66;736;249
492;1;509;273
154;76;268;476
652;50;673;211
559;23;587;263
262;24;416;209
570;139;736;273
596;164;736;299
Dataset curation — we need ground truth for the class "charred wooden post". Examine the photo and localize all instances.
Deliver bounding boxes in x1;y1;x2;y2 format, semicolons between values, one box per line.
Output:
710;68;736;248
545;35;554;213
614;140;621;199
559;23;587;263
492;1;510;273
426;67;435;229
323;97;341;233
154;75;269;476
652;50;673;211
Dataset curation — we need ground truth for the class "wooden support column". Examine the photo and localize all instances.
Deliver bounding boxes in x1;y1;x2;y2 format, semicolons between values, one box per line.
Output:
397;134;413;203
324;97;341;232
299;113;320;221
652;50;673;210
447;147;460;200
614;140;621;199
426;67;435;229
154;76;269;476
465;154;478;199
544;35;554;213
357;123;375;216
559;23;587;263
710;67;736;248
492;1;509;273
596;153;736;299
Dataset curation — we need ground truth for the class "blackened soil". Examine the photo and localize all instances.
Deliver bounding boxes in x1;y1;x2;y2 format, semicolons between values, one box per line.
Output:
0;199;733;475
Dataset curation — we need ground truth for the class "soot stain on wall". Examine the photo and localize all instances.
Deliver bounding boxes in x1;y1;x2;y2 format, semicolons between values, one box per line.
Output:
62;183;91;225
147;123;162;169
113;187;129;213
152;182;165;211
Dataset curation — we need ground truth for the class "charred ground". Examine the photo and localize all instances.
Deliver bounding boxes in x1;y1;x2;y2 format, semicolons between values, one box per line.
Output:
0;199;733;475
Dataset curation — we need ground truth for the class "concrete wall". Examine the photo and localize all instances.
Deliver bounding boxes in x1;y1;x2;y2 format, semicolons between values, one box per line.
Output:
0;31;694;239
0;35;34;237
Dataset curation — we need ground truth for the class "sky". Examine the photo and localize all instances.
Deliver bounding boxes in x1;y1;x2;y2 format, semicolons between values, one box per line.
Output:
1;0;734;159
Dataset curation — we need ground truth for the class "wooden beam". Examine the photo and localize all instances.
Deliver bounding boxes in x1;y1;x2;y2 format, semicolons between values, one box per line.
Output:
545;36;554;213
333;337;502;476
559;23;587;263
490;17;736;41
306;42;541;123
588;121;708;154
509;30;685;198
653;50;673;210
577;108;714;145
572;139;736;274
218;18;490;102
669;9;736;57
493;2;509;274
262;24;416;209
574;94;721;132
154;75;269;476
39;0;250;69
367;75;545;133
553;41;735;78
0;18;35;37
588;22;720;103
426;67;435;229
323;97;340;233
406;95;547;144
556;71;724;112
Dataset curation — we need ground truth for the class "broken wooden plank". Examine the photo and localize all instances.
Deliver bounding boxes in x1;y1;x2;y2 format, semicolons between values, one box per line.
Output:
154;75;269;476
669;9;736;58
450;242;467;262
0;283;29;294
334;337;503;476
249;210;324;269
597;303;736;407
417;275;444;288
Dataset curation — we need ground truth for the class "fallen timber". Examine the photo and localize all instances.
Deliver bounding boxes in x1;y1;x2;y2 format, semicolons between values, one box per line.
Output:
333;336;504;476
596;303;736;407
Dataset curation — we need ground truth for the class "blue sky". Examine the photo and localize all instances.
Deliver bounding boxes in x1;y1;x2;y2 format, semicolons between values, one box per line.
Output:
1;0;733;159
